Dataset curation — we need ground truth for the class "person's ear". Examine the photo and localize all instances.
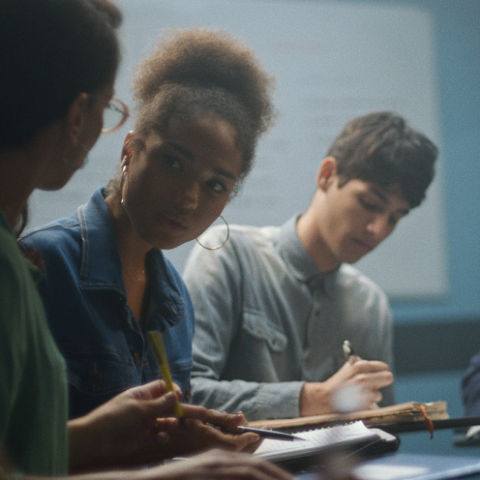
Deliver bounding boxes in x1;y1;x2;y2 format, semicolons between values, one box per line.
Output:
64;92;89;145
316;156;338;191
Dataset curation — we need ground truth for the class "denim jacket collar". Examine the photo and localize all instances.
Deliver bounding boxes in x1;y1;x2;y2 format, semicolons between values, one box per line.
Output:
76;188;185;329
76;188;122;288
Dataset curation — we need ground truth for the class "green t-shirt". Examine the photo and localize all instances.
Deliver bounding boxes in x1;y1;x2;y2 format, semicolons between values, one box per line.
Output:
0;210;68;475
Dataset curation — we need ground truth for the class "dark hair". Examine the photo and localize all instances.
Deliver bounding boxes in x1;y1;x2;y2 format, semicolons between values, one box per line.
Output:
327;112;438;208
0;0;122;148
130;28;275;187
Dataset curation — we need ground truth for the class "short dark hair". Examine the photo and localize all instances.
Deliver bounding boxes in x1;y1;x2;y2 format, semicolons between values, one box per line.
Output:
0;0;122;148
327;112;438;208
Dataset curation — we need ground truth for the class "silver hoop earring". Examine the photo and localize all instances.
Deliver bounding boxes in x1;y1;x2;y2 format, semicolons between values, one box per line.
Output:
62;143;89;171
196;215;230;251
61;145;77;171
62;154;76;171
80;143;89;167
120;162;128;205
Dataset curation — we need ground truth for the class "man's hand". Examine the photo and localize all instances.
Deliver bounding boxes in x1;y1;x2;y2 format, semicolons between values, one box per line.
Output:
299;359;393;416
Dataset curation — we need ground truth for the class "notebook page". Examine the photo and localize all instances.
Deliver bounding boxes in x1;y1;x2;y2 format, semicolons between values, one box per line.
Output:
256;421;371;456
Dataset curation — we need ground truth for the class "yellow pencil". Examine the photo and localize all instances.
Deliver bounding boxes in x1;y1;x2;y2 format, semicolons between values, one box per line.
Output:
147;330;185;422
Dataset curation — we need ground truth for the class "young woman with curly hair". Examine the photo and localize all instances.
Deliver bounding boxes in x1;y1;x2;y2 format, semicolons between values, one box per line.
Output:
20;27;278;460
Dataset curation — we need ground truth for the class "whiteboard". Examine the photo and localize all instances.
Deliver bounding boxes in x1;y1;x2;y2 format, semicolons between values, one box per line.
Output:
29;0;448;299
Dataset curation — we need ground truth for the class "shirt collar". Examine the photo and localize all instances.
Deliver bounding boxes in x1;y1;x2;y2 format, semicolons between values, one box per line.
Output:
277;214;340;289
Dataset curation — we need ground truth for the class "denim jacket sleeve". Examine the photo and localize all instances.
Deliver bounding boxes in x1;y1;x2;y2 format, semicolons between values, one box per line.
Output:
184;226;305;421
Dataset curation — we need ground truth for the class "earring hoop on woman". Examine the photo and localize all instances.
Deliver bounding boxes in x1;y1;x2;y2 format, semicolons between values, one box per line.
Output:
62;143;89;171
120;158;128;205
196;215;230;251
80;143;89;167
61;151;76;171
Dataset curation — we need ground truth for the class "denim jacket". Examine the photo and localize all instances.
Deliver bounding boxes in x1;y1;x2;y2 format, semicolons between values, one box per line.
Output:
20;188;194;419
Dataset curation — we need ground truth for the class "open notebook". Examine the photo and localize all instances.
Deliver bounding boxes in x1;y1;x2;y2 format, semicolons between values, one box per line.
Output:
255;421;398;471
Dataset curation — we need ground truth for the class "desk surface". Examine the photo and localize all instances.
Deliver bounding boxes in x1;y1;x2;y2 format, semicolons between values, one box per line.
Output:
295;453;480;480
396;428;480;458
292;419;480;479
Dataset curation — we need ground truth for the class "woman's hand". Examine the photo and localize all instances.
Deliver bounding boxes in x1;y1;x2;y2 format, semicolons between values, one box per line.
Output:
154;409;263;458
68;380;263;471
68;380;209;470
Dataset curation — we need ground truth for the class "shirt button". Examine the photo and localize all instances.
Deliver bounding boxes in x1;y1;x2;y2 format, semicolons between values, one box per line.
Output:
134;352;142;365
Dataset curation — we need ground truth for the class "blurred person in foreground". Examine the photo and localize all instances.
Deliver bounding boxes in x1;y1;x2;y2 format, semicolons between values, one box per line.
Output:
0;1;291;479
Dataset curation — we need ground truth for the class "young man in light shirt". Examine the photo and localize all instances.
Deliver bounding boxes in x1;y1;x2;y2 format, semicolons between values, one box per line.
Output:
183;111;438;421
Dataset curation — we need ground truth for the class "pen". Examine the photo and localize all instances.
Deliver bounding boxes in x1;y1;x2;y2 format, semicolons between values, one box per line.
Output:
206;423;304;441
343;340;359;364
147;330;185;424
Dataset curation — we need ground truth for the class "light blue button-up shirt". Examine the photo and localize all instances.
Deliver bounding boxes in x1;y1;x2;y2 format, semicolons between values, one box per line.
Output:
184;216;394;421
20;188;194;418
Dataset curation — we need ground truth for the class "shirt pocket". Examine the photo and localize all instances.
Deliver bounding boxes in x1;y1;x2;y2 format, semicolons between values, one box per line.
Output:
242;310;288;353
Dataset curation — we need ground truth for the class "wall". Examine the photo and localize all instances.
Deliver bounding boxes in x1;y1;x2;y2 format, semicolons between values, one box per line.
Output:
384;1;480;326
373;0;480;442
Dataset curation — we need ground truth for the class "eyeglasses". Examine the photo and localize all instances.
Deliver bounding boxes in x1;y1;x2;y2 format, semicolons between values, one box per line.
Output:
102;97;129;133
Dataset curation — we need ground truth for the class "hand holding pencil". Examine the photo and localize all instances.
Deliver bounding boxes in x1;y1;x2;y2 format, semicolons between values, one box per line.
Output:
299;341;393;416
147;330;186;425
147;330;295;454
68;332;272;466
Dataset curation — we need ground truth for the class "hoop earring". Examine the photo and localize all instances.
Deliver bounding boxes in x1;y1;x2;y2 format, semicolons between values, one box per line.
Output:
62;152;76;171
80;143;89;167
196;215;230;251
120;163;127;205
62;143;89;171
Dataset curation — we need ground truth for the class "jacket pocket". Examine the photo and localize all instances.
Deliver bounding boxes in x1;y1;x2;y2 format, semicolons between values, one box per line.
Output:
242;310;288;353
65;348;138;395
62;345;143;418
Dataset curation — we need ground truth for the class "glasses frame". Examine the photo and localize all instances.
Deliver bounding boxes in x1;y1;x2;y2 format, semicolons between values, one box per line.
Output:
102;97;129;134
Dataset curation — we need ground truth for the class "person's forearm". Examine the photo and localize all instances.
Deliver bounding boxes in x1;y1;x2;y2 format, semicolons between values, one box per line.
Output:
191;377;304;421
68;415;106;472
21;471;145;480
